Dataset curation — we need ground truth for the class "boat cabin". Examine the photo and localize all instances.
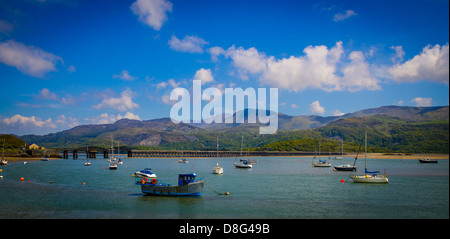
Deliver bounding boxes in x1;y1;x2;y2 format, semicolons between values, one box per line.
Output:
178;173;197;186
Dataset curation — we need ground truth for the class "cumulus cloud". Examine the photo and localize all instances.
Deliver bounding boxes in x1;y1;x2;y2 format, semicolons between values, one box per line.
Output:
2;114;54;128
0;40;62;78
93;89;139;112
333;10;357;21
86;112;141;125
411;97;432;107
226;41;380;92
332;109;345;116
389;43;449;84
168;35;208;53
130;0;172;30
390;45;405;63
309;101;325;115
207;46;226;61
194;68;214;85
113;70;138;81
38;88;59;100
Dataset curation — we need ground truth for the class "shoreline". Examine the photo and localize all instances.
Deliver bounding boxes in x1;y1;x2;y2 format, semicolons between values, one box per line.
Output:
2;153;448;163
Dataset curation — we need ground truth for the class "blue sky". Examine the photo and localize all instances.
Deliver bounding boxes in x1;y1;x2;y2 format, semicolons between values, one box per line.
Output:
0;0;448;135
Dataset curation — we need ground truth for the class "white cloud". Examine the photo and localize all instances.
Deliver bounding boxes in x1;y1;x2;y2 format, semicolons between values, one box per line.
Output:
226;41;380;92
56;114;79;128
113;70;138;81
207;46;226;61
389;43;449;84
390;45;405;63
93;89;139;112
2;114;54;128
226;45;267;77
411;97;432;107
0;40;62;78
86;112;141;125
168;35;208;53
130;0;172;30
333;10;357;21
309;101;325;115
38;88;59;100
340;51;381;92
332;109;345;116
194;68;214;85
291;103;299;109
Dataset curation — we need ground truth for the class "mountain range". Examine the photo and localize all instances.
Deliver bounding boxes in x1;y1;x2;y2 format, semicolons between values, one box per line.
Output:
18;105;449;153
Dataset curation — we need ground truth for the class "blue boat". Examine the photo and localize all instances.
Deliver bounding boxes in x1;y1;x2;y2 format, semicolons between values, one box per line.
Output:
136;173;205;196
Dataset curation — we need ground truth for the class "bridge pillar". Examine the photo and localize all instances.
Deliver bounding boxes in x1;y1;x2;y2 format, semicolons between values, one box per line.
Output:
103;150;109;159
88;151;96;158
73;150;78;159
63;150;69;159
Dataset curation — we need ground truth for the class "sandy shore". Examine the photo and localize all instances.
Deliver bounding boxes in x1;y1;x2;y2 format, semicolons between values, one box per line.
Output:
2;157;61;163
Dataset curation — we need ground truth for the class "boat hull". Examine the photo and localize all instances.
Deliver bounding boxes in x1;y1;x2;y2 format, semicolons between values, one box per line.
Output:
419;159;438;163
234;163;252;168
212;166;223;174
140;181;204;196
350;175;389;183
334;165;357;171
312;163;331;167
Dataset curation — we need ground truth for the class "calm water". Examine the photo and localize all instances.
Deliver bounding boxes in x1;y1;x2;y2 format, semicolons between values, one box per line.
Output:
0;157;448;219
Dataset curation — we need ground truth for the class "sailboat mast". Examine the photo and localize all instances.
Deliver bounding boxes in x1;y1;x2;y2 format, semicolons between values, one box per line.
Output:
240;136;243;157
364;131;367;171
216;136;219;159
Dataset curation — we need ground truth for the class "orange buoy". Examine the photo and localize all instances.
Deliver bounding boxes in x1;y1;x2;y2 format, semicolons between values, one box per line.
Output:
82;182;86;185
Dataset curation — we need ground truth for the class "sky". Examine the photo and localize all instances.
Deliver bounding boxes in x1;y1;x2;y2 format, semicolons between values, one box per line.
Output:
0;0;448;135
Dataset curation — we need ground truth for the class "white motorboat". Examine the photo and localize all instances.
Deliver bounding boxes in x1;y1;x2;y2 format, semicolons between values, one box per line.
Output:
84;161;91;166
135;168;157;178
351;132;388;183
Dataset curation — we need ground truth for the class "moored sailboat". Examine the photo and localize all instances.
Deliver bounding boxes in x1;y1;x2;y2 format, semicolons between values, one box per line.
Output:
234;136;252;168
350;131;388;183
212;137;224;174
312;139;331;167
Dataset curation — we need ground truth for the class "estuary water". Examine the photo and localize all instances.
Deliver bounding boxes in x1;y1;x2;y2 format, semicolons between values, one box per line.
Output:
0;157;448;219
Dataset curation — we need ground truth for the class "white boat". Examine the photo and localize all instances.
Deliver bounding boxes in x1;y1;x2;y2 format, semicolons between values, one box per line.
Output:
234;136;252;169
312;139;331;167
108;137;118;170
84;161;91;166
109;162;118;170
40;156;49;161
351;132;389;183
177;158;189;164
212;137;223;174
1;139;7;165
234;159;252;168
135;168;157;178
